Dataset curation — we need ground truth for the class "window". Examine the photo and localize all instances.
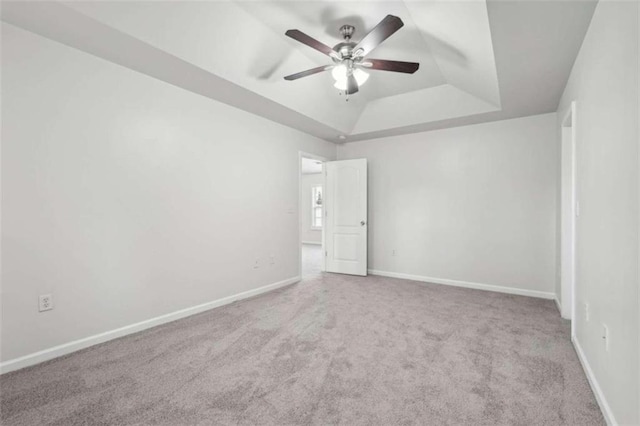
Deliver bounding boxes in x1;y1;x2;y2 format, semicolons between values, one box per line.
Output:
312;185;323;228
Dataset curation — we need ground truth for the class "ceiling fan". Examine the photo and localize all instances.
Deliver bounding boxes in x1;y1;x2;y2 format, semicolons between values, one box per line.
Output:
284;15;420;96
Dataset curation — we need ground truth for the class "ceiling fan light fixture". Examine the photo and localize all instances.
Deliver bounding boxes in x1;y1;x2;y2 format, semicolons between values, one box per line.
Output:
333;80;347;91
332;67;369;91
354;69;370;86
331;64;348;82
283;15;418;94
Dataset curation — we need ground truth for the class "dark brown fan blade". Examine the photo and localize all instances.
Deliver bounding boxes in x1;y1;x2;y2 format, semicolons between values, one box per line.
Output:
284;65;332;81
346;73;359;95
361;59;419;74
353;15;404;57
285;30;339;59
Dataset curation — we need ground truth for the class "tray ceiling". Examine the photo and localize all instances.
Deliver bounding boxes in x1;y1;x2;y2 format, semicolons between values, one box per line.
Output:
1;0;597;143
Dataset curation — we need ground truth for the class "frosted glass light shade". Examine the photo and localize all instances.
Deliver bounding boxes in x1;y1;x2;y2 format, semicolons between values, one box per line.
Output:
332;67;369;91
331;64;348;82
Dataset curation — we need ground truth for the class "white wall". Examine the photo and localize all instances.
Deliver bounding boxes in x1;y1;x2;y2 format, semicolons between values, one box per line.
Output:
338;114;558;297
556;1;639;424
300;173;323;244
0;24;336;363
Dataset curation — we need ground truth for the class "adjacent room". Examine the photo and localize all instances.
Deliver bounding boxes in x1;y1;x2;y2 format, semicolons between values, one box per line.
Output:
300;156;324;278
1;1;638;425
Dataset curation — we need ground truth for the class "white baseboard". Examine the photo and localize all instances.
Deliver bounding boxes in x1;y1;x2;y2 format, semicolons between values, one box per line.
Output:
554;295;562;314
301;241;322;245
368;269;555;300
0;276;301;375
572;336;617;425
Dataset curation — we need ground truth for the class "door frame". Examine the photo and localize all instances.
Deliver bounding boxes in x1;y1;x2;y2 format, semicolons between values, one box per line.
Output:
560;101;577;335
298;151;328;277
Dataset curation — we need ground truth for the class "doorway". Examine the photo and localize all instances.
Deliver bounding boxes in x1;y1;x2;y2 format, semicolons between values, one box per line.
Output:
560;101;577;327
299;153;326;278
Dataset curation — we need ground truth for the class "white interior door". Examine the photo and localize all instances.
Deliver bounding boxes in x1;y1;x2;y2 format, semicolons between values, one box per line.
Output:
325;159;367;276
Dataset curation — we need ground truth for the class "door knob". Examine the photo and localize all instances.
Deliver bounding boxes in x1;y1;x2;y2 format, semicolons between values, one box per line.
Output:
361;220;366;226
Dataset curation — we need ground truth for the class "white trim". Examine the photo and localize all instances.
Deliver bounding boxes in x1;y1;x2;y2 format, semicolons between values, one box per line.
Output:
0;276;301;375
368;269;555;300
573;336;617;426
637;7;640;424
560;100;577;324
554;295;562;315
301;241;322;245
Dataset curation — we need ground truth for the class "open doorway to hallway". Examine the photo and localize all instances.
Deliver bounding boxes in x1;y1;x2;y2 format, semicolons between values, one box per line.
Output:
299;154;325;277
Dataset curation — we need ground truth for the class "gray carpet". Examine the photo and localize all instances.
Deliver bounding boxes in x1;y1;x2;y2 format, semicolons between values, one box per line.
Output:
1;273;603;425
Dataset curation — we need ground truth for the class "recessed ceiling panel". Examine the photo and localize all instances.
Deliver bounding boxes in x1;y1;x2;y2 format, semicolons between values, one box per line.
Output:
2;0;596;142
238;1;447;102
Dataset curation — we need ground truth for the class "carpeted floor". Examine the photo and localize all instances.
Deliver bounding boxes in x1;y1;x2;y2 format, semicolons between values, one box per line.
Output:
1;273;603;425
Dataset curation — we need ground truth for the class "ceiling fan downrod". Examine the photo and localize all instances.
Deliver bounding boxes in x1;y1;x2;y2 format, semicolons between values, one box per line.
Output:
339;24;355;41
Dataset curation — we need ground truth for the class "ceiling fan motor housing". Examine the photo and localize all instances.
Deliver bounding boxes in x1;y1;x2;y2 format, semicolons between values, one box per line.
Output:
333;41;357;61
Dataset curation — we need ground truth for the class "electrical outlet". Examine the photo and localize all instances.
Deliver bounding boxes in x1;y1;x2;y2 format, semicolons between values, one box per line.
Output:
270;255;275;265
392;249;396;257
584;302;590;322
39;294;53;312
602;324;609;352
253;259;260;269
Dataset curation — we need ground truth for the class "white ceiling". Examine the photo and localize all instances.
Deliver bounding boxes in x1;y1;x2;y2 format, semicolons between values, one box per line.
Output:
1;0;597;143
